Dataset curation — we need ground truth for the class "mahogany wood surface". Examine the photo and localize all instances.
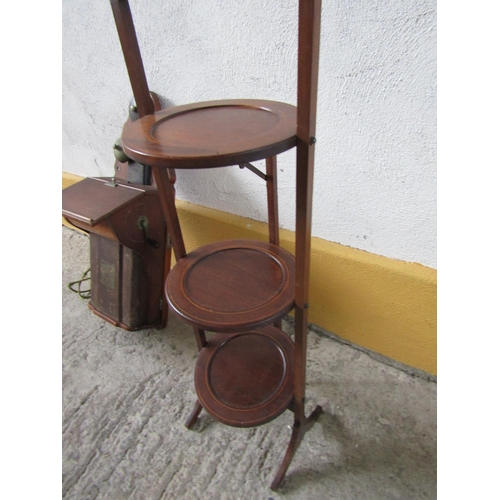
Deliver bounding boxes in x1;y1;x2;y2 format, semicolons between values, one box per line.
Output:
121;99;297;169
152;165;187;260
184;399;203;430
266;156;280;246
110;0;155;117
270;404;323;490
62;177;145;227
291;0;322;425
270;0;323;490
165;239;295;333
194;326;294;427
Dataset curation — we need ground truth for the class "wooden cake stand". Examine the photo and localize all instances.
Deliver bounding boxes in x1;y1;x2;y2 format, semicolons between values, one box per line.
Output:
110;0;322;489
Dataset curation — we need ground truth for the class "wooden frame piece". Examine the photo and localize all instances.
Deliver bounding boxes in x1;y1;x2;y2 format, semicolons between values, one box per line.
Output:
271;0;323;490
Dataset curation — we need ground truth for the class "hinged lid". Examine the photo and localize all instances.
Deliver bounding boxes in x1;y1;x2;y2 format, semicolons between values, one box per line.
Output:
62;177;145;226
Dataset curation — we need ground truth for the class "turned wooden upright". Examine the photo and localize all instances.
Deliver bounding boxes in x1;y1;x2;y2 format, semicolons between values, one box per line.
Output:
110;0;322;490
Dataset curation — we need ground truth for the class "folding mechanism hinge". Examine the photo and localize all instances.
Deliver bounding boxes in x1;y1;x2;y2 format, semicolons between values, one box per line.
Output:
239;162;267;181
104;178;118;187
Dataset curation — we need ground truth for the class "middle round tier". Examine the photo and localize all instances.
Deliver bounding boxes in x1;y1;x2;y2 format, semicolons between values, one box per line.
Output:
166;239;295;333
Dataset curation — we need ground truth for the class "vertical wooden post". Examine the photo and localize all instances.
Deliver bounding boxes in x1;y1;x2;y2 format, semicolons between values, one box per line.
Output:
266;156;280;246
271;0;322;490
294;0;322;423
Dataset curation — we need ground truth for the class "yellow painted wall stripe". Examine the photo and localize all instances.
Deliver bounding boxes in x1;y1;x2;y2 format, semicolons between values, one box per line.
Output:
63;172;437;375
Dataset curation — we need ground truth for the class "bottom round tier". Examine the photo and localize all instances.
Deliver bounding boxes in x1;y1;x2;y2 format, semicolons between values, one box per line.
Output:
195;325;294;427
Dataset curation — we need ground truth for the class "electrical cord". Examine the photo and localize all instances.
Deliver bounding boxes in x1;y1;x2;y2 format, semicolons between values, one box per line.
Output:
68;268;91;299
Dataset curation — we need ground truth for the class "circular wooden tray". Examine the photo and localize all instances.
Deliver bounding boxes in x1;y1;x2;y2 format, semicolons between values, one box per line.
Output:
166;239;295;333
195;326;294;427
121;99;297;168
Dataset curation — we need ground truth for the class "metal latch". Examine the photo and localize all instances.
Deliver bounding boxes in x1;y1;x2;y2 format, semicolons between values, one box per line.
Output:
137;216;160;248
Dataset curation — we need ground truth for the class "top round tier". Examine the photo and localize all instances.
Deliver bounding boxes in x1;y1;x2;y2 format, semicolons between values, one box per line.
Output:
121;99;297;168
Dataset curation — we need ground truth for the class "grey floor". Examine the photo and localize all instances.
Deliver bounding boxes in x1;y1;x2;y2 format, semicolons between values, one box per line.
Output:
62;226;436;500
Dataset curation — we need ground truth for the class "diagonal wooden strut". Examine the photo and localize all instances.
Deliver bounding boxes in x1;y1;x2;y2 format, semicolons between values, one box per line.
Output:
184;327;207;429
239;162;267;180
110;0;155;118
185;399;204;429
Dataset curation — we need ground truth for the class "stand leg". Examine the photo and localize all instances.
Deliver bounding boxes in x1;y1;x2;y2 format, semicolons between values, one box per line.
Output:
185;327;207;429
185;399;203;429
160;232;172;329
193;327;207;351
270;405;322;491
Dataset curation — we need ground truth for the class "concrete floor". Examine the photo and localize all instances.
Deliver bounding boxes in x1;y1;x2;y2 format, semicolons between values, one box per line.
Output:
62;227;436;499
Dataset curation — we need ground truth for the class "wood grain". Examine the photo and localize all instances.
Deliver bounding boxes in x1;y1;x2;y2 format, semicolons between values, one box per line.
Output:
121;99;296;168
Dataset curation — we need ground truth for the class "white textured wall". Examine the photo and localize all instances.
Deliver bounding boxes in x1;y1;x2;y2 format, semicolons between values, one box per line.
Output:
63;0;436;268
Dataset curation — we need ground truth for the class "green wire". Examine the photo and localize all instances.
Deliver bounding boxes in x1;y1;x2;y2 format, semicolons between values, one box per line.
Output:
68;268;91;299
